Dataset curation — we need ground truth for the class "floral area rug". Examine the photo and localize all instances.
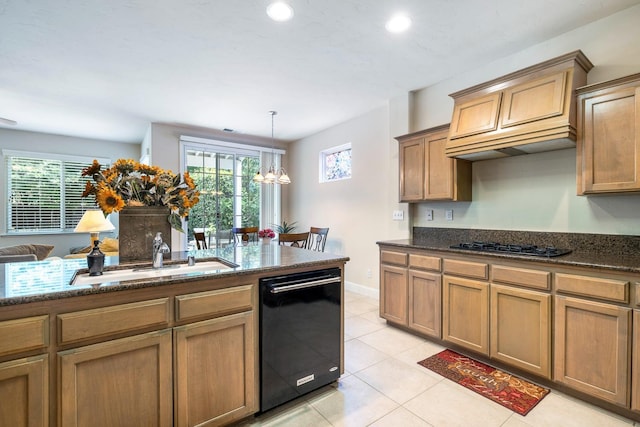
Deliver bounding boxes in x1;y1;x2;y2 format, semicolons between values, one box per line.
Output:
418;349;549;416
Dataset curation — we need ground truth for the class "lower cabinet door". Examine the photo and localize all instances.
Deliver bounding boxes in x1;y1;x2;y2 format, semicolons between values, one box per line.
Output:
632;310;640;411
174;311;257;427
0;354;48;427
490;284;551;378
442;275;489;355
408;270;441;338
554;296;631;406
58;329;173;427
380;265;408;325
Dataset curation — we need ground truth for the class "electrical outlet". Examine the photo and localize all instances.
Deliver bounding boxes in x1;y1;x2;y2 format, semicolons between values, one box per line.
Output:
445;209;453;221
392;210;404;220
426;209;433;221
366;268;372;278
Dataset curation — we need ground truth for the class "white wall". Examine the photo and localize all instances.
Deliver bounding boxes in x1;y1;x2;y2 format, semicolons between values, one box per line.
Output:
291;4;640;294
288;106;398;294
0;128;140;257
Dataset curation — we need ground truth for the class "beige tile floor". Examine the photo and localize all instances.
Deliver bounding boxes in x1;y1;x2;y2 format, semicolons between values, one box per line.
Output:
235;291;639;427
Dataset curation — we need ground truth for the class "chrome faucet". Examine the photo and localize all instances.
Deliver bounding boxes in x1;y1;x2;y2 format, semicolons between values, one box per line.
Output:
152;232;170;268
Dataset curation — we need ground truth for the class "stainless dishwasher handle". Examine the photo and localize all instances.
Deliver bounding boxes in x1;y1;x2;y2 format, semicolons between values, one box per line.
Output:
269;277;339;293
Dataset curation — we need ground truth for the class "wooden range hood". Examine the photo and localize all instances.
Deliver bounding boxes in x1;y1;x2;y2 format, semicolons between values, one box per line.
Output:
445;50;593;161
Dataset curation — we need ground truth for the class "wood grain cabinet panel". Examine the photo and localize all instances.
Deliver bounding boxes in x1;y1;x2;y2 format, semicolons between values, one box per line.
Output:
408;270;441;338
554;296;630;406
555;273;628;303
174;311;257;427
397;125;471;202
449;92;502;140
490;284;551;378
58;329;173;427
500;71;567;128
0;355;48;427
175;284;254;322
577;73;640;194
492;265;550;290
442;275;489;355
633;310;640;411
443;259;488;280
57;298;170;345
446;51;592;159
409;254;441;272
0;315;48;358
380;264;408;325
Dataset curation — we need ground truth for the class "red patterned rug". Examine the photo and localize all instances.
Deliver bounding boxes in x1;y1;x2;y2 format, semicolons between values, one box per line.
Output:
418;349;549;416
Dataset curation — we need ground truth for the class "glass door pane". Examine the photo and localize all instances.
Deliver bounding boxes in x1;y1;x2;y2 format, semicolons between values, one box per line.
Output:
185;148;260;248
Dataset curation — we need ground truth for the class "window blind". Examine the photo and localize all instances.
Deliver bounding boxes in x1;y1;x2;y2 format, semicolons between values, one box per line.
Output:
4;152;109;233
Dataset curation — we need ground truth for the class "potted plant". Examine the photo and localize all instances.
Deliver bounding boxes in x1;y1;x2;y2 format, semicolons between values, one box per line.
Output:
272;220;297;234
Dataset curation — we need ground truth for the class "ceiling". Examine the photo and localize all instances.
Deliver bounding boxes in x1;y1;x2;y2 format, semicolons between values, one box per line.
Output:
1;0;639;144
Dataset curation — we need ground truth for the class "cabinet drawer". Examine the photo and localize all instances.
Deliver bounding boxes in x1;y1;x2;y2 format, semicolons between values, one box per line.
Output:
176;284;254;322
0;315;49;357
492;265;550;290
555;273;628;303
443;259;488;280
409;254;441;272
57;298;170;345
380;250;408;267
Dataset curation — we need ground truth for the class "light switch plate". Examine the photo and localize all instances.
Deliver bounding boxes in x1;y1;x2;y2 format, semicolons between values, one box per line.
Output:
445;209;453;221
426;209;433;221
392;210;404;220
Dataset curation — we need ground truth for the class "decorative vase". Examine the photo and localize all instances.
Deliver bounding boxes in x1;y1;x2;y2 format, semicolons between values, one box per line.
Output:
262;237;272;245
119;206;172;262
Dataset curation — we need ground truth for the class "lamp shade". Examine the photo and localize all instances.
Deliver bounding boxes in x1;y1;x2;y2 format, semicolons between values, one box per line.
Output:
74;209;115;233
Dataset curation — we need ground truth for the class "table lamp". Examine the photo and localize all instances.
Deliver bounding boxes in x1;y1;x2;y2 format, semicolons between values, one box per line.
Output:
74;209;115;276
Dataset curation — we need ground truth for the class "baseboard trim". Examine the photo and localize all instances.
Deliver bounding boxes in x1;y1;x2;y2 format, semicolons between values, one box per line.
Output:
345;281;379;300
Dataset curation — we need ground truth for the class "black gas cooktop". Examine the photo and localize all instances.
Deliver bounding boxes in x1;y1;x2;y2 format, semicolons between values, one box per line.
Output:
449;241;572;257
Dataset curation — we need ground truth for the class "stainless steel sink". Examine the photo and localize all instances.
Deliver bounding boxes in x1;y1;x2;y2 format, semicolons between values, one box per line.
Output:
71;260;236;286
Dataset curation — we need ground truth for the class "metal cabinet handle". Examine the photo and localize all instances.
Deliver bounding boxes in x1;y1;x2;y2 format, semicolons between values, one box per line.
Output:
269;277;339;293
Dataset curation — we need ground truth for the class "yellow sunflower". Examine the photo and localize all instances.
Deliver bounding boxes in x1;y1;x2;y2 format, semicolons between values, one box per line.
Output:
96;185;125;214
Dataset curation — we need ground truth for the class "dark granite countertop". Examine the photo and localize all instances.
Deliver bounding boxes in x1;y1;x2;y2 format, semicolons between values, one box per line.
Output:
377;228;640;274
0;244;349;306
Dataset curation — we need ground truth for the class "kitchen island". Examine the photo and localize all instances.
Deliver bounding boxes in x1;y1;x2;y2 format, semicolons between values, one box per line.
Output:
0;244;349;427
378;227;640;422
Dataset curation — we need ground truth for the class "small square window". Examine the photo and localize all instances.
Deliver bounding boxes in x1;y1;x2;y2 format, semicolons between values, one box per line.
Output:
319;143;352;183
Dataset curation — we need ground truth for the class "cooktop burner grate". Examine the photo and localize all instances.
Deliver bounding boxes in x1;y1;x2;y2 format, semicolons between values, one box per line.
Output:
450;241;571;257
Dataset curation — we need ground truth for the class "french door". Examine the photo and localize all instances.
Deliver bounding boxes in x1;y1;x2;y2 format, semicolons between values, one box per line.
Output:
184;147;260;248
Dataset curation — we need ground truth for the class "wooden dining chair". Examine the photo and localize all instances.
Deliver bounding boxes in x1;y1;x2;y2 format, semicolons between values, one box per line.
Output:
231;226;259;245
278;232;309;248
307;227;329;252
193;232;207;249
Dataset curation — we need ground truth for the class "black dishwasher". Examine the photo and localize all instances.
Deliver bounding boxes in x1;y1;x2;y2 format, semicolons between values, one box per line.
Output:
259;267;342;412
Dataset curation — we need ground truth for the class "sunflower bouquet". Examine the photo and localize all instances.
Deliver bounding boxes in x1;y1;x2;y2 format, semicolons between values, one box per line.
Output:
81;159;200;233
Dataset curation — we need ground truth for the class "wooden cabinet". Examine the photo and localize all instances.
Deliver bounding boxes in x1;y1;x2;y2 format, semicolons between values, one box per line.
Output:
408;253;442;338
576;73;640;195
174;285;257;426
397;124;471;202
446;50;592;160
633;310;640;411
490;284;551;378
174;312;256;427
554;296;631;406
380;249;409;325
58;329;173;427
442;275;489;355
0;355;48;427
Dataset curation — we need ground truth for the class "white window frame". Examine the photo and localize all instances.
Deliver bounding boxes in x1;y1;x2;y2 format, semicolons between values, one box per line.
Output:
3;150;109;235
319;142;352;183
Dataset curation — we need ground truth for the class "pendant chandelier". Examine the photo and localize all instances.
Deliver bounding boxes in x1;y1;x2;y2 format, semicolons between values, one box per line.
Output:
253;110;291;185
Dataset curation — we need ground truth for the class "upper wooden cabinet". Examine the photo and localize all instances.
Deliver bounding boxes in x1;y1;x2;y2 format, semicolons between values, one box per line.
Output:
576;73;640;195
397;124;471;202
446;50;593;160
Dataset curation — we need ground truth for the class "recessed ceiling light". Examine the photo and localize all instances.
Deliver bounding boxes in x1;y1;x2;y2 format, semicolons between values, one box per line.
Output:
267;2;294;22
385;14;411;33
